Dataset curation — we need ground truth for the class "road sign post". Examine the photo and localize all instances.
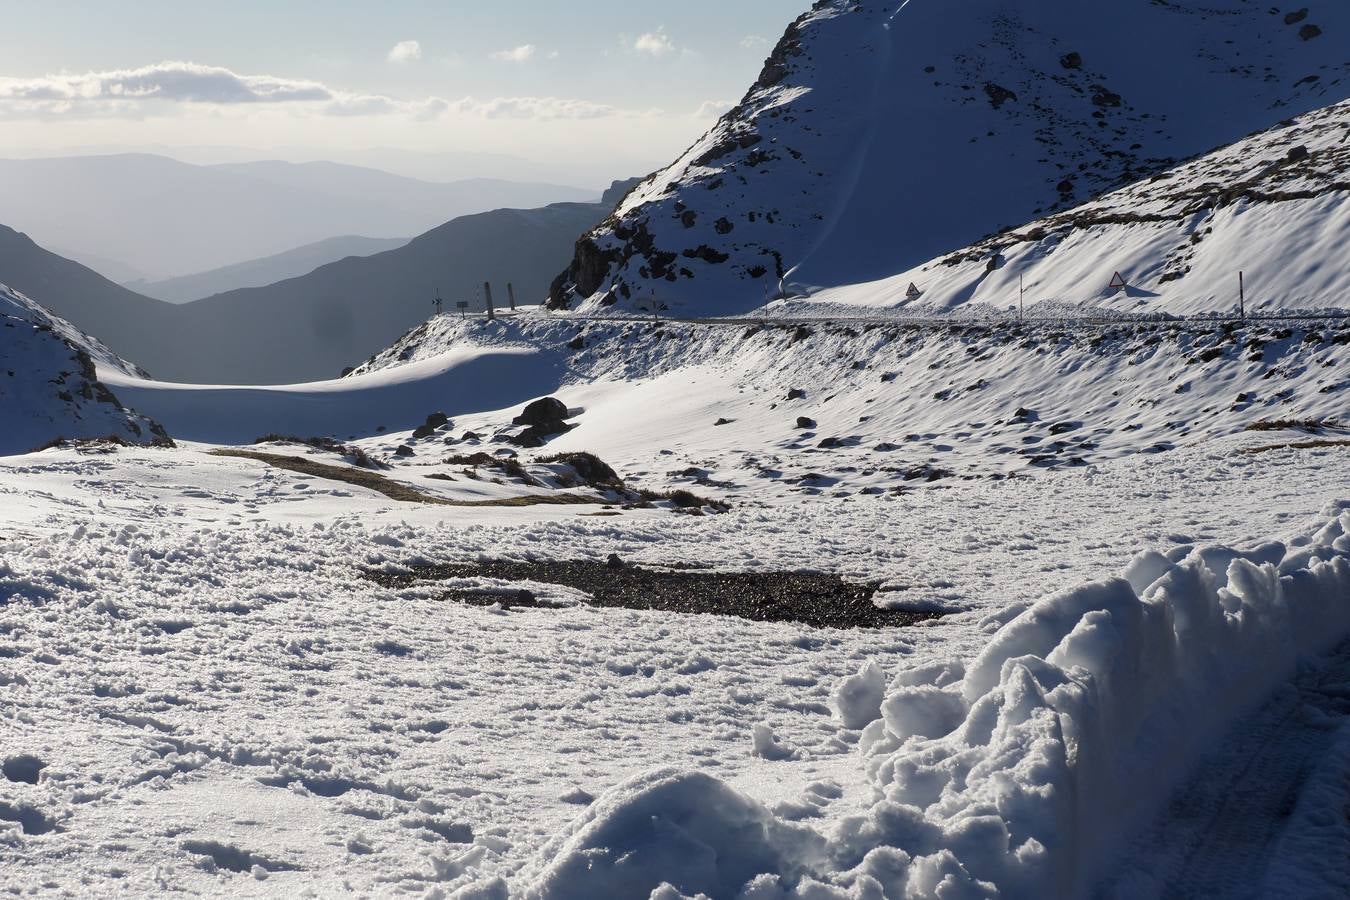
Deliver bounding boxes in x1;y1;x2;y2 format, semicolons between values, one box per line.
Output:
456;300;468;319
507;282;517;311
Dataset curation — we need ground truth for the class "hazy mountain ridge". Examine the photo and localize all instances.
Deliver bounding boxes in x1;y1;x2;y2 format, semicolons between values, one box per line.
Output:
0;153;597;279
0;181;640;384
130;234;411;303
549;0;1349;316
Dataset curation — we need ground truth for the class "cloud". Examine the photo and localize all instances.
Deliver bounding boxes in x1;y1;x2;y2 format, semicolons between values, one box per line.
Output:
0;60;635;123
633;29;676;57
387;40;422;64
450;95;619;120
0;61;332;108
491;44;536;63
694;99;733;119
740;35;769;51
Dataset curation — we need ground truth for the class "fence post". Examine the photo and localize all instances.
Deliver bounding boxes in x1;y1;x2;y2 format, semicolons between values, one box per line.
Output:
507;282;516;311
484;282;495;320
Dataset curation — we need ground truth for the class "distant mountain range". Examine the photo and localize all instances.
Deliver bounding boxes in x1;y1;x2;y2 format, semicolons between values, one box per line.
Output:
129;235;410;303
0;179;639;384
0;153;598;280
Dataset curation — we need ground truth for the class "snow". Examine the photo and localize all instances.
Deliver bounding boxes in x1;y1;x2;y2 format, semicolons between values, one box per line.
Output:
552;0;1350;316
811;99;1350;317
0;427;1346;895
518;501;1350;899
0;284;167;455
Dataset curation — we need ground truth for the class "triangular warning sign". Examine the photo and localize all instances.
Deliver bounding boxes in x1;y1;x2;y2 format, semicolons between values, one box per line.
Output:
1108;271;1129;292
906;283;923;300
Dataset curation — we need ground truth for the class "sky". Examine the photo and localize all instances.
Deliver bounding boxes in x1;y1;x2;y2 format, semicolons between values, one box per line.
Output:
0;0;806;185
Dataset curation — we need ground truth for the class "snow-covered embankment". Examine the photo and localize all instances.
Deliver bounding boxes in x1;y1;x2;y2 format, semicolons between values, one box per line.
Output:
522;501;1350;898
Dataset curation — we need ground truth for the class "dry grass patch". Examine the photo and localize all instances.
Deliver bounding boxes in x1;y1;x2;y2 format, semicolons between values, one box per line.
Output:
210;449;602;507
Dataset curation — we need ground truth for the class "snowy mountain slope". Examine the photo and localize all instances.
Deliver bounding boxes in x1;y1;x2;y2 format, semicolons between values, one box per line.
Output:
549;0;1350;315
0;284;169;455
813;96;1350;315
108;312;1349;508
129;234;410;303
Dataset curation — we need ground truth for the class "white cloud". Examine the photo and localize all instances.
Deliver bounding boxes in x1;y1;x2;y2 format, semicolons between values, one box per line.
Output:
634;29;676;57
491;44;536;63
694;99;733;119
740;35;769;51
0;61;332;108
450;95;619;120
0;60;639;123
387;40;422;64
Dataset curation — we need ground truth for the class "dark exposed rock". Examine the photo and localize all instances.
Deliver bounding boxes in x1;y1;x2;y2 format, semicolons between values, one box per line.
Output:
1060;52;1083;70
514;397;570;429
1299;24;1321;41
984;82;1018;109
506;396;574;446
682;245;730;264
1090;85;1124;108
787;388;807;400
796;416;817;430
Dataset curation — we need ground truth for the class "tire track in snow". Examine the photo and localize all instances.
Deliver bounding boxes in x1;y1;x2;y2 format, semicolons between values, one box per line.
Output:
1099;641;1350;900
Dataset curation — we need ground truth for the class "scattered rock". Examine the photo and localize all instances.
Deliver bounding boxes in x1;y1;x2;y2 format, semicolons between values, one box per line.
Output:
796;417;817;430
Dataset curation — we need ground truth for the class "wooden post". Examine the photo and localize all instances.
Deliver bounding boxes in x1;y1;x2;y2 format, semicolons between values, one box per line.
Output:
1239;271;1245;320
507;282;517;311
484;282;495;320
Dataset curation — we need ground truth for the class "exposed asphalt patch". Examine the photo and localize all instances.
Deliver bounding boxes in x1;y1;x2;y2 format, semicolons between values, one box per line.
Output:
367;559;939;630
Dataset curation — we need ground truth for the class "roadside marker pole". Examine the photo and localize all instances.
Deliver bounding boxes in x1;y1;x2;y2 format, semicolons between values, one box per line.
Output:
1239;271;1246;321
484;282;496;321
1019;273;1024;323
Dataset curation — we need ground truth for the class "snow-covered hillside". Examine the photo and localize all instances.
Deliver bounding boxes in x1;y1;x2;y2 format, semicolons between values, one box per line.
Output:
815;97;1350;315
0;284;169;455
549;0;1349;315
103;312;1348;505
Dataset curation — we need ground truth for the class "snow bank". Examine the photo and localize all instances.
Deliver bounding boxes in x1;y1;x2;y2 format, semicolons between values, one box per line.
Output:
520;501;1350;898
521;769;824;900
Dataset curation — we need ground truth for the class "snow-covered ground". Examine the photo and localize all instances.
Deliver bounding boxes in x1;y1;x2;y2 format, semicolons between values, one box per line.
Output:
2;378;1348;896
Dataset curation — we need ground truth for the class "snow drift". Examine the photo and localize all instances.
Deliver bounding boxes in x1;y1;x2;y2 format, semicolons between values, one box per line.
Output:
519;501;1350;898
0;284;169;455
549;0;1349;316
